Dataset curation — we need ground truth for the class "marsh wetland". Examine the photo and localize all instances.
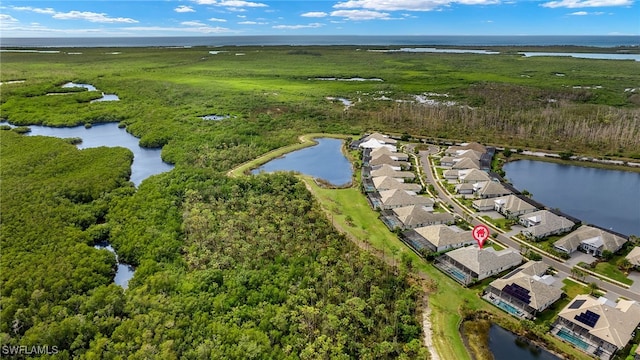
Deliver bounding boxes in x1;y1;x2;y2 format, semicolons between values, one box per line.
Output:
1;44;638;359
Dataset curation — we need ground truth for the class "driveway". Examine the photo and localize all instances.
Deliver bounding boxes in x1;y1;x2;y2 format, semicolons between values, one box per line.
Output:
565;252;597;267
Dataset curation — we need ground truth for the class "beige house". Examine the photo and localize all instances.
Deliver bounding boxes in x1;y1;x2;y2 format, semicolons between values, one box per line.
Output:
493;195;538;218
445;142;487;156
452;157;480;170
458;168;491;183
373;176;422;192
393;205;455;228
370;164;415;179
625;247;640;268
371;147;408;161
379;189;433;210
435;245;522;285
484;261;562;319
553;225;628;257
474;181;512;199
552;295;640;360
519;210;575;240
414;224;475;252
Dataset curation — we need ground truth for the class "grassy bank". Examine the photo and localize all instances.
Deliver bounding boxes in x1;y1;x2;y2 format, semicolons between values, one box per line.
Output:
506;153;640;173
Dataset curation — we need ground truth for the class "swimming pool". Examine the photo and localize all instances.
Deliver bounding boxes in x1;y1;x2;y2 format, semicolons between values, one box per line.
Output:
496;300;521;316
556;328;590;351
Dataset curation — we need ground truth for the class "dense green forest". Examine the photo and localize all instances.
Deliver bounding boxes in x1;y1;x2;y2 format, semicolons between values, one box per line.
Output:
1;131;425;358
1;46;639;358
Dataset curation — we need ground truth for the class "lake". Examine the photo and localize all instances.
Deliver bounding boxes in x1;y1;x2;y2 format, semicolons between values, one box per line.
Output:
489;325;560;360
25;122;174;187
252;138;353;186
519;52;640;61
503;160;640;236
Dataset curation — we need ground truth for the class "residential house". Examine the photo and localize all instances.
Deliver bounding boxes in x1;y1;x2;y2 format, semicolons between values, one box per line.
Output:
393;205;455;229
364;132;398;144
359;138;397;151
519;210;576;240
552;294;640;360
435;245;522;285
379;189;433;210
456;149;483;161
440;156;456;167
625;247;640;268
445;142;487;156
370;164;415;179
371;147;409;161
373;176;422;192
369;154;409;168
414;224;475;253
443;169;459;180
493;195;538;219
458;168;492;183
484;261;563;319
474;181;512;199
553;225;628;257
455;183;475;195
452;157;480;170
472;198;497;211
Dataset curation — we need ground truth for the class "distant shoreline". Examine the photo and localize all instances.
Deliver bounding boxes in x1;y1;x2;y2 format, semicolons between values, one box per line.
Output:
1;35;638;48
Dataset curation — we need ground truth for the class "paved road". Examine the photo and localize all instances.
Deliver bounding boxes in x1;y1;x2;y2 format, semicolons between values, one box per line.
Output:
418;149;640;302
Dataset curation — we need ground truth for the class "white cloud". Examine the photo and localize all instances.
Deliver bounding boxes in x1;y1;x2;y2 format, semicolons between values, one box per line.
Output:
208;17;227;22
181;21;207;26
238;20;268;24
175;5;195;13
10;6;56;14
569;10;590;13
194;0;268;7
301;11;328;17
330;9;392;20
52;11;138;23
541;0;632;8
124;25;231;34
273;22;324;29
333;0;499;12
0;14;19;23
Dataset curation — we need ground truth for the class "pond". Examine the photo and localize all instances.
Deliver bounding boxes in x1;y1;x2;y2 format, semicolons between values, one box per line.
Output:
95;243;135;289
519;52;640;61
489;325;560;360
24;122;174;187
62;82;120;102
503;160;640;236
252;138;353;186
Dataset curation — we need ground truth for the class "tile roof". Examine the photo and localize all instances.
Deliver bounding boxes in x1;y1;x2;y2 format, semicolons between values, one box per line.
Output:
558;295;640;348
365;132;397;144
379;189;432;208
494;195;537;214
625;247;640;266
554;225;628;254
445;246;522;276
475;181;512;197
458;168;491;182
373;176;422;192
369;154;409;167
414;225;474;249
452;157;480;170
520;210;575;238
393;205;454;227
371;164;415;178
490;261;563;311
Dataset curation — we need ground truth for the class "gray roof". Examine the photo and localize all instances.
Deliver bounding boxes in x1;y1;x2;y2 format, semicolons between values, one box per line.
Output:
440;156;456;164
393;205;454;227
371;147;408;160
558;295;640;348
520;210;575;238
365;132;397;144
490;261;563;311
445;246;522;276
379;189;432;208
475;181;512;197
452;157;480;170
369;154;409;167
456;149;483;161
554;225;627;253
494;195;537;214
373;176;422;192
414;225;474;249
626;247;640;266
458;168;491;182
445;142;487;155
371;164;415;179
443;169;459;178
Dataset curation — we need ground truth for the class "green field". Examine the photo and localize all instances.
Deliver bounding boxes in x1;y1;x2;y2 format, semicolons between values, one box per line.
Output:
2;45;637;358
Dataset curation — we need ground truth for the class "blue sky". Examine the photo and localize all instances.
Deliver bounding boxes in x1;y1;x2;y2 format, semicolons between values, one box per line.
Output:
0;0;638;37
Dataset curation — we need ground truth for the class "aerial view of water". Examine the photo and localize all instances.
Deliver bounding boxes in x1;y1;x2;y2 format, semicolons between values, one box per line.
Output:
503;160;640;236
252;138;352;186
1;35;638;48
489;325;560;360
24;122;174;187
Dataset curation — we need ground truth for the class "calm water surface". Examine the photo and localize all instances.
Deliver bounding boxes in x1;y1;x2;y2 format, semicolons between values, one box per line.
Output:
95;244;134;289
489;325;559;360
503;160;640;236
26;122;174;186
252;138;352;186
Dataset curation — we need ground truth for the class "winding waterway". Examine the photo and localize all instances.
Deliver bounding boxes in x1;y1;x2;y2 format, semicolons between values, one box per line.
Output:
252;138;353;186
503;159;640;236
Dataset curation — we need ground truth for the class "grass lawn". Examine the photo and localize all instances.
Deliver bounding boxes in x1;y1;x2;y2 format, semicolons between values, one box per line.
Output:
480;215;513;231
593;261;633;285
303;178;592;360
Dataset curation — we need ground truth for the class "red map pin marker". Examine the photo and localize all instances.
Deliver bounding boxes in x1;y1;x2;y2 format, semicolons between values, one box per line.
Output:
472;224;490;249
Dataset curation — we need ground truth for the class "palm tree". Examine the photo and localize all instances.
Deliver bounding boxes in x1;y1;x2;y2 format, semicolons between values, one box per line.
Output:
618;258;633;273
